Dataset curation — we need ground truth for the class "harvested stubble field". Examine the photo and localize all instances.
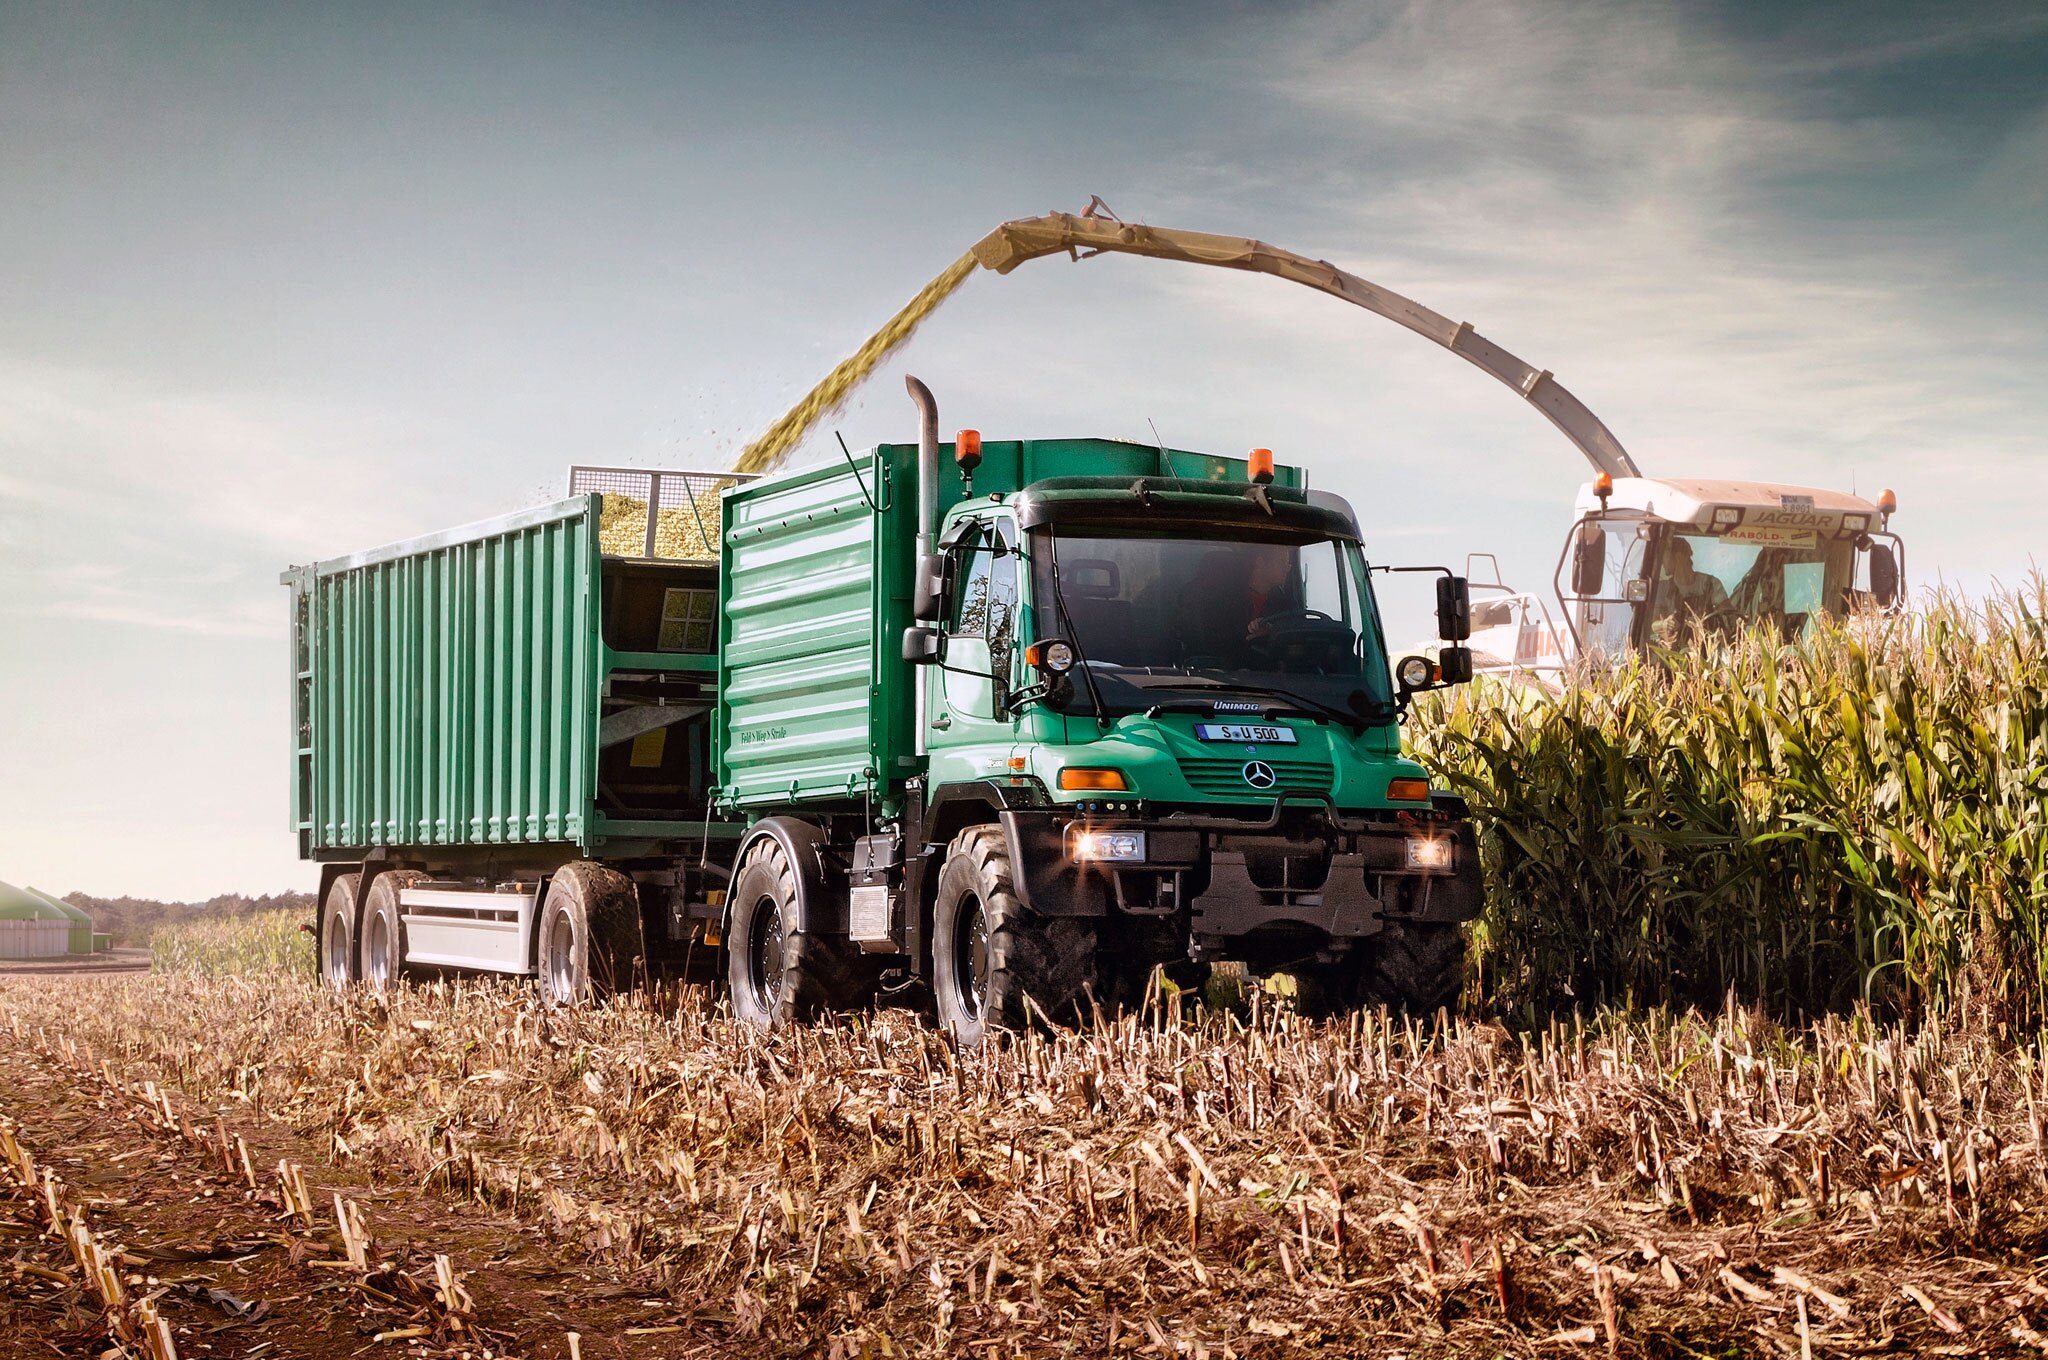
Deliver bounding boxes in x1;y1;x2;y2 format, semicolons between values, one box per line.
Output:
9;971;2048;1358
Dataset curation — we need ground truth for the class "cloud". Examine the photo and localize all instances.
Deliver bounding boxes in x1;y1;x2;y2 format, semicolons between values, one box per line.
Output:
1144;2;2048;496
0;356;451;634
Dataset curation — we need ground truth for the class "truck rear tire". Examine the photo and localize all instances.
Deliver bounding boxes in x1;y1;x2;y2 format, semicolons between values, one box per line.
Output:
1360;919;1465;1015
319;873;362;990
932;826;1096;1044
537;862;644;1006
360;870;426;995
726;836;869;1031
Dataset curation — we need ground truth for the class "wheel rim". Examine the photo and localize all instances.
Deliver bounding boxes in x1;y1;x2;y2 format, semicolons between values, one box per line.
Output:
952;893;988;1021
546;914;579;1002
364;913;390;989
746;895;785;1013
323;908;352;986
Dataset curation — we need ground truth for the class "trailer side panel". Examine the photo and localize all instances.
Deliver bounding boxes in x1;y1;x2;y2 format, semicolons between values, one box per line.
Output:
294;496;602;855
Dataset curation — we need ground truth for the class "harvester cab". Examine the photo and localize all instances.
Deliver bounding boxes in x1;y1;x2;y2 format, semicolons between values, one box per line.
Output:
1555;476;1904;663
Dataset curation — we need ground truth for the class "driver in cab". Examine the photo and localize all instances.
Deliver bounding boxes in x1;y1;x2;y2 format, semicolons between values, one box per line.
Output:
1185;543;1300;662
1649;537;1728;643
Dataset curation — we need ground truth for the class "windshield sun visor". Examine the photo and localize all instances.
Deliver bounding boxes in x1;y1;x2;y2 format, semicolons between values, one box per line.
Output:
1016;477;1360;539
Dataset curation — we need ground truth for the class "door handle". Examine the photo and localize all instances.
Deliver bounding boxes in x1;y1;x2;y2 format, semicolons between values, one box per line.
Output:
931;714;952;730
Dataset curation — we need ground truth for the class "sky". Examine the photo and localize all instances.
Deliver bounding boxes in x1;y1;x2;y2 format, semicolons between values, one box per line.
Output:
2;1;2044;900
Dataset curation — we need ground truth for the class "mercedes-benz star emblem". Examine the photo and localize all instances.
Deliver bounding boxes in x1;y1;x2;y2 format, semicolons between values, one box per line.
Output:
1242;760;1277;789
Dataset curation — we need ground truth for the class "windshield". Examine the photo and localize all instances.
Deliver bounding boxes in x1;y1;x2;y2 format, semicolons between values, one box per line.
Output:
1030;527;1395;724
1646;530;1853;646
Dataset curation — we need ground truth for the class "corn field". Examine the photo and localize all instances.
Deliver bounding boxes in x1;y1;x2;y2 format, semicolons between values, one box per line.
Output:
150;906;314;977
1414;583;2048;1027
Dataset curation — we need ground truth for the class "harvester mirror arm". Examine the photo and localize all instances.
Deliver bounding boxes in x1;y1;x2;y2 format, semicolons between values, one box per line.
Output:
970;212;1642;481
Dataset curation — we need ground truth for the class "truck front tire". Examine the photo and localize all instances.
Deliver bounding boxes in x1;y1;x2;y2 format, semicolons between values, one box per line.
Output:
1361;918;1466;1015
1291;921;1465;1017
932;826;1096;1044
360;870;426;995
319;873;361;989
537;862;644;1006
726;836;869;1031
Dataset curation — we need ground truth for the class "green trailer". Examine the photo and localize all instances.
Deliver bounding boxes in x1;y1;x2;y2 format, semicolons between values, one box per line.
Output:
292;386;1484;1031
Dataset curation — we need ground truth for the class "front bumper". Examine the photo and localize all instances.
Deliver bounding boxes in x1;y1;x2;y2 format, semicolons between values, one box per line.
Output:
1000;801;1482;943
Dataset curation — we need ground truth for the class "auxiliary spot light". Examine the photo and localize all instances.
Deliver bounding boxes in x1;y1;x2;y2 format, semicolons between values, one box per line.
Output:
1071;829;1147;863
1404;837;1453;871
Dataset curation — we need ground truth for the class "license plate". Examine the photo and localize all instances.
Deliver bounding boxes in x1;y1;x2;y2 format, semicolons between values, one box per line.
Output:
1194;723;1297;745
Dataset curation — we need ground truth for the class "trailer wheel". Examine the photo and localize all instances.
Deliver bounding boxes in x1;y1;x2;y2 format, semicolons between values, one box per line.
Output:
725;836;868;1032
932;825;1095;1044
537;862;644;1006
1359;919;1466;1016
360;870;427;995
319;873;362;990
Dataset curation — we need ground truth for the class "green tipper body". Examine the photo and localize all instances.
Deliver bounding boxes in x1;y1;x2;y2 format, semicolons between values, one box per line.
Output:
285;495;720;860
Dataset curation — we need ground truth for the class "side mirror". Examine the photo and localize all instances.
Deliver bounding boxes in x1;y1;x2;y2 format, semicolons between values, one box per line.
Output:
1435;575;1471;642
913;552;953;621
1869;543;1900;608
1437;645;1474;685
902;626;942;664
1571;522;1606;597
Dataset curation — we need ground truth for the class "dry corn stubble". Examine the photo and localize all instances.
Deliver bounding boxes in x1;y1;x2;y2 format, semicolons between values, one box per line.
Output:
7;971;2048;1355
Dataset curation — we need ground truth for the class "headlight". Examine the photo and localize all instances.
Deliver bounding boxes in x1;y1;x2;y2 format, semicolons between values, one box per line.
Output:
1071;829;1147;862
1712;507;1743;528
1396;654;1435;690
1840;513;1868;534
1404;837;1453;870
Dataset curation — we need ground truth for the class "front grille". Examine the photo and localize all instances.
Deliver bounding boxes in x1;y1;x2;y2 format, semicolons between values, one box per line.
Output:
1177;757;1334;798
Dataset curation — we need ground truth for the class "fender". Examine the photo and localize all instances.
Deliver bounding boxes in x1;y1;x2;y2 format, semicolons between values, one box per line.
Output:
999;810;1109;918
731;817;845;936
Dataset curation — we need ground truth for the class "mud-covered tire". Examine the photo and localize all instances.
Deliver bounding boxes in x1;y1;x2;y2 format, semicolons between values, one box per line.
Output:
1359;919;1466;1015
360;870;426;995
931;825;1096;1044
319;873;361;990
536;862;645;1006
725;836;870;1032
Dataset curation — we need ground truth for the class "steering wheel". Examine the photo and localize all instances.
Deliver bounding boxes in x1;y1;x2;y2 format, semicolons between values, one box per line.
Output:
1251;607;1331;630
1249;608;1353;670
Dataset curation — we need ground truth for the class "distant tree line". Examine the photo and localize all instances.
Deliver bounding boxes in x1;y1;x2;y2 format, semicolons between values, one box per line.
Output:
61;891;315;947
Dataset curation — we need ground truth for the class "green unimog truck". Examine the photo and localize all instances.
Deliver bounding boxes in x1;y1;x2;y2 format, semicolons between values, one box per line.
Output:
290;379;1483;1038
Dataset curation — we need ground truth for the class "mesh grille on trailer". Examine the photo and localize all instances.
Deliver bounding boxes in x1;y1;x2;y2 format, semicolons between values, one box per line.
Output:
567;466;757;561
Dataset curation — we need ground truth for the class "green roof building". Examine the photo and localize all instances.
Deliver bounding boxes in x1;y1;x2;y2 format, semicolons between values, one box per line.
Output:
0;880;73;959
22;885;94;954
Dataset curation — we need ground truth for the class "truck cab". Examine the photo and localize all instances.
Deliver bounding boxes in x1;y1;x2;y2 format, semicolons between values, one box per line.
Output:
906;467;1480;1028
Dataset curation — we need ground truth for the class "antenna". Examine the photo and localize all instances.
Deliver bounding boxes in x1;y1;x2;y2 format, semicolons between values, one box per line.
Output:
1146;417;1187;488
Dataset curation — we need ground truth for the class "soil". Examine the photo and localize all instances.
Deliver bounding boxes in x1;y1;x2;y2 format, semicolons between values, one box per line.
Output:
0;1031;726;1358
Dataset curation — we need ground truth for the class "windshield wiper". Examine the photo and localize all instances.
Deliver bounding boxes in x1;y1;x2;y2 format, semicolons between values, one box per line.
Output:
1187;680;1392;730
1044;531;1109;727
1143;698;1327;723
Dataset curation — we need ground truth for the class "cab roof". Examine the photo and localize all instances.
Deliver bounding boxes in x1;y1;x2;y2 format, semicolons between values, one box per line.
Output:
1576;476;1885;527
